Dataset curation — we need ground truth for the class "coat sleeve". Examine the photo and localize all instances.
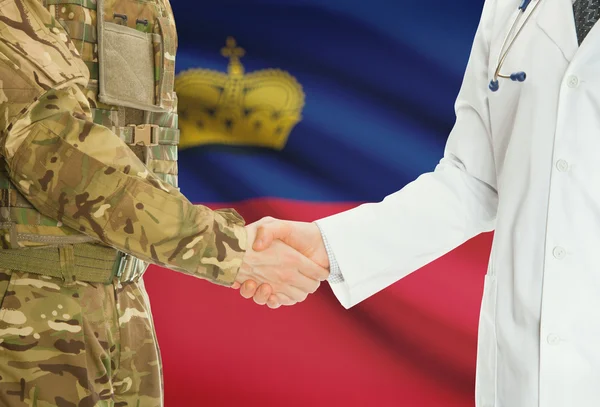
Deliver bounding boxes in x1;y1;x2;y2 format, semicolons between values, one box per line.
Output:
0;0;246;286
316;0;499;308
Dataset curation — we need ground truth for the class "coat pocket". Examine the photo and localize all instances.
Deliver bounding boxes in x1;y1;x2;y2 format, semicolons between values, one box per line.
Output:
475;273;498;407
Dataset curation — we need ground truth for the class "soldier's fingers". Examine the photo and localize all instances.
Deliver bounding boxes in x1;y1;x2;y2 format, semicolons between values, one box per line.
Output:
231;282;241;290
267;293;296;309
267;294;282;309
240;280;258;299
252;283;273;305
253;284;272;306
275;293;295;306
278;284;310;303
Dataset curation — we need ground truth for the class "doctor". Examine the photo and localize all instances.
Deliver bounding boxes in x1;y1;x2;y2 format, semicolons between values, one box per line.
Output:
236;0;600;405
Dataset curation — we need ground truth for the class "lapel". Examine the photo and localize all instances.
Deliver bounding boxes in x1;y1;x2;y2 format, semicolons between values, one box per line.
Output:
535;0;578;61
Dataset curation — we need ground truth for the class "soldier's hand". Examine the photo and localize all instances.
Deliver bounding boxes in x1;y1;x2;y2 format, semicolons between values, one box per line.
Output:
234;221;329;308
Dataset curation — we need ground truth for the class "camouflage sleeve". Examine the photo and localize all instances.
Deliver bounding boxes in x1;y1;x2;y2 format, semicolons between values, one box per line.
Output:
0;0;246;286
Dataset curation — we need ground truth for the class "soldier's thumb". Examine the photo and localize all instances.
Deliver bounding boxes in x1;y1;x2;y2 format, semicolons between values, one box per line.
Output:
253;222;289;251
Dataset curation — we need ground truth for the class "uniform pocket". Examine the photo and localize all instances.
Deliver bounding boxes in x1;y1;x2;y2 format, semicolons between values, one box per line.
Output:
95;0;170;112
0;270;38;340
98;21;158;110
475;273;498;407
0;272;85;351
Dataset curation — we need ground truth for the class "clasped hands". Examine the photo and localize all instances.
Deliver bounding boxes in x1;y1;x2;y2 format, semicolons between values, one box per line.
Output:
232;217;329;309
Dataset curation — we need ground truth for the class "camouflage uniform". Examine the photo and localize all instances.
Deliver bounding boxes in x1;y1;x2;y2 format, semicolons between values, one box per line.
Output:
0;0;247;405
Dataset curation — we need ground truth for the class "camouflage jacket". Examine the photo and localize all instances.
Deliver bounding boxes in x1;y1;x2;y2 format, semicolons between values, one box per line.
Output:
0;0;246;286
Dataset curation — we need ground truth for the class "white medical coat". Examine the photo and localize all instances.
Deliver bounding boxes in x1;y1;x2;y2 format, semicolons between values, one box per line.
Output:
317;0;600;405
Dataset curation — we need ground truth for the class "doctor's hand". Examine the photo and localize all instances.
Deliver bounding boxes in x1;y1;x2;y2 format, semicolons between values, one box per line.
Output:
236;218;330;308
232;220;329;307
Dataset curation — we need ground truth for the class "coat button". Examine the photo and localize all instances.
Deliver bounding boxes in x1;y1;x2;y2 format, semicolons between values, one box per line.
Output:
547;334;560;345
553;246;566;259
567;75;579;88
556;159;569;172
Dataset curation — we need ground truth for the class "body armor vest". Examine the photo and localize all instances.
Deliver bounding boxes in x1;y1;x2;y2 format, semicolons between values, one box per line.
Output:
0;0;179;278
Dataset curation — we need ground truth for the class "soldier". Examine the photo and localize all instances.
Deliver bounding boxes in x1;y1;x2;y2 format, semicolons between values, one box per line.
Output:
0;0;329;406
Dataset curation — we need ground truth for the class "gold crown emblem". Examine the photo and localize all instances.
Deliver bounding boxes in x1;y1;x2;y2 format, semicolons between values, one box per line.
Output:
175;37;305;150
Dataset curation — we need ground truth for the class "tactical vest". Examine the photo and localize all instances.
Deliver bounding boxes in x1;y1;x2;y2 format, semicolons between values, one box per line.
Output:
0;0;179;282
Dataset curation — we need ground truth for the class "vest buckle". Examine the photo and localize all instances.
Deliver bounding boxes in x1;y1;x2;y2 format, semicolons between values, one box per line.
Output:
128;124;159;146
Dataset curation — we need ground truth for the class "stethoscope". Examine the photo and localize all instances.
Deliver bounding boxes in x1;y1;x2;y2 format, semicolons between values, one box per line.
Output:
489;0;542;92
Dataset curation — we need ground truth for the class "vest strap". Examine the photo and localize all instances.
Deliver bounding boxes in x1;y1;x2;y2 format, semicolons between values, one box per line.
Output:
116;124;180;146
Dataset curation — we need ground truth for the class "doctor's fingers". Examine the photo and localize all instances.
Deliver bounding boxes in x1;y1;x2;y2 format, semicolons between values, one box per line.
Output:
279;266;321;298
269;245;323;294
293;248;330;282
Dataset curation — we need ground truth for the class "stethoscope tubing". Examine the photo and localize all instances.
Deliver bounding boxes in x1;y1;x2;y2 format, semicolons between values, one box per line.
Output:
490;0;543;91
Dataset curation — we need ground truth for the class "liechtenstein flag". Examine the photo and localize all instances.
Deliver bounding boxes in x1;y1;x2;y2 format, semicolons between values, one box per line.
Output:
143;0;492;406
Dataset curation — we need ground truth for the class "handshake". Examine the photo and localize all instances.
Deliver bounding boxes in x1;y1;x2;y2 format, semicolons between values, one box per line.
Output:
232;217;330;309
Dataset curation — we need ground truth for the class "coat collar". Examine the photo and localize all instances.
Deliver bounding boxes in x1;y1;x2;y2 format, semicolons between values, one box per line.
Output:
535;0;578;61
